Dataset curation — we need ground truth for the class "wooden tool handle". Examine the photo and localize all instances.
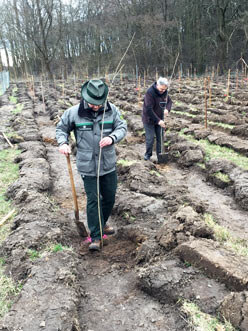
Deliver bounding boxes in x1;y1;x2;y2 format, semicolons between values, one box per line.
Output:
160;127;165;154
66;154;79;220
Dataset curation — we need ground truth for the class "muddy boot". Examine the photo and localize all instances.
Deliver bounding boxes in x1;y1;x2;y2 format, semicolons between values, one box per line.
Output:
103;225;115;235
89;240;101;251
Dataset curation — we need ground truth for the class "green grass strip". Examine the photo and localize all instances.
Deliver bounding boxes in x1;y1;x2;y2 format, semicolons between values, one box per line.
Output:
0;149;20;224
11;104;24;115
9;96;17;104
117;159;137;167
213;172;231;183
171;110;196;118
180;131;248;170
204;214;248;257
0;149;20;240
0;148;22;317
182;301;236;331
0;260;22;317
209;121;234;130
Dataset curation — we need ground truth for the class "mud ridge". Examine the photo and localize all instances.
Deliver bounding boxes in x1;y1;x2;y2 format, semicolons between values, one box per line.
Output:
1;80;248;330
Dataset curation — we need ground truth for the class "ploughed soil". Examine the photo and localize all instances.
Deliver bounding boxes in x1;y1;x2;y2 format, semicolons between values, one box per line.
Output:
0;76;248;331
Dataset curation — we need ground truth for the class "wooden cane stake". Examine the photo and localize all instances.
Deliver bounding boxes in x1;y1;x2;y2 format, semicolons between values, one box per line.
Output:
178;66;181;93
204;78;208;129
235;69;239;92
41;80;46;111
1;131;14;148
211;66;215;80
0;209;15;227
32;75;35;99
138;75;141;102
226;69;231;100
208;76;211;107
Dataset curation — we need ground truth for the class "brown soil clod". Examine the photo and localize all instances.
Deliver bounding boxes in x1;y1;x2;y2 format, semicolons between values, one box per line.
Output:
175;239;248;291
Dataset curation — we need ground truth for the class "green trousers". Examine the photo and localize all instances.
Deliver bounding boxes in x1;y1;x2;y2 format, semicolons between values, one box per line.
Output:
82;170;117;241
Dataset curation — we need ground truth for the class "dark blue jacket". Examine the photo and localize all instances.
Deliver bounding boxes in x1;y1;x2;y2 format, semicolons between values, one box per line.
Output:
142;82;172;125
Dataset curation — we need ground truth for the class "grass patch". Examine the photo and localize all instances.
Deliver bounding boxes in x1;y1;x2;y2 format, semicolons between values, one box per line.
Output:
123;212;136;223
196;162;206;169
209;121;234;130
51;244;64;252
43;243;73;254
28;244;73;260
204;214;248;257
171;110;196;118
0;149;20;194
8;86;18;104
12;87;18;94
0;149;20;242
0;259;22;318
0;147;22;317
9;95;17;104
184;261;192;268
150;170;162;177
180;130;248;170
182;301;235;331
117;159;137;167
28;249;40;260
213;172;231;183
44;194;60;212
11;103;23;114
189;107;200;113
174;100;184;106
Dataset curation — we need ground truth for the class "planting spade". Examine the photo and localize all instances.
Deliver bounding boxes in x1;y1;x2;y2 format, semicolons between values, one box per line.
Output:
66;154;88;237
157;127;169;164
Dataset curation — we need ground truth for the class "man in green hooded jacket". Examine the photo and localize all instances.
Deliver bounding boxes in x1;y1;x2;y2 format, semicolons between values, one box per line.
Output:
56;79;127;251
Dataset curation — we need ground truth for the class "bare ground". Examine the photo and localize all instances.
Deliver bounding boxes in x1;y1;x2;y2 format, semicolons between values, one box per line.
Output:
0;79;248;330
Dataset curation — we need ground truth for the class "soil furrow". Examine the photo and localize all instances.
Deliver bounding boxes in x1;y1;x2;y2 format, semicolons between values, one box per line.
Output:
35;95;189;330
1;80;248;331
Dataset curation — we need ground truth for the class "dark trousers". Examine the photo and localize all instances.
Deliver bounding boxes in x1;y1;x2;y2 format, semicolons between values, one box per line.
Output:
82;170;117;241
144;123;163;158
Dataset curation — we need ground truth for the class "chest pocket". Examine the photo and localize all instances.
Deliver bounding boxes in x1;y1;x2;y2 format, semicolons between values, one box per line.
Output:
99;121;113;135
76;123;93;131
75;122;93;144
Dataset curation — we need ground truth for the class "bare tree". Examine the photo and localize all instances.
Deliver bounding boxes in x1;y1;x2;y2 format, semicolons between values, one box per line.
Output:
1;0;248;78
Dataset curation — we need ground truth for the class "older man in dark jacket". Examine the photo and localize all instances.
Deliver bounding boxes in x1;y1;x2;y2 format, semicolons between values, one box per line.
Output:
56;79;127;251
142;77;172;161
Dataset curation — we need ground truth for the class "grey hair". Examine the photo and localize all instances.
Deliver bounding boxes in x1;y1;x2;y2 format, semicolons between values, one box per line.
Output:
157;77;169;87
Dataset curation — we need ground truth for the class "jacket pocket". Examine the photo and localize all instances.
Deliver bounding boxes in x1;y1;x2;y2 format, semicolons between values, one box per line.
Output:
103;146;116;171
76;149;93;173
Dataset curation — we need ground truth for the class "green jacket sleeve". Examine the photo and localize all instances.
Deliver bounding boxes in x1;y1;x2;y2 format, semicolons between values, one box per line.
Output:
55;106;77;146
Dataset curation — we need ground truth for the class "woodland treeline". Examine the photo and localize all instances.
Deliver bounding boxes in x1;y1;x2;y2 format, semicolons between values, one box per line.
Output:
0;0;248;79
